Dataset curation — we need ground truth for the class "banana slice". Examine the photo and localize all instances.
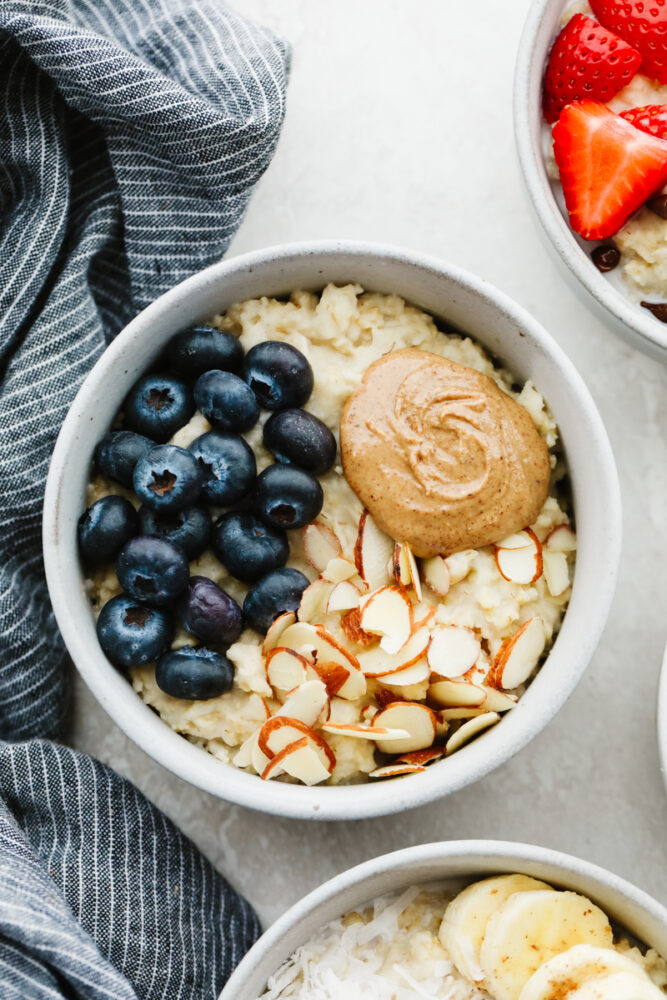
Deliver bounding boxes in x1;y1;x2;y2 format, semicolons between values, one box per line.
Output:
439;875;552;982
568;971;665;1000
479;890;614;1000
519;946;650;1000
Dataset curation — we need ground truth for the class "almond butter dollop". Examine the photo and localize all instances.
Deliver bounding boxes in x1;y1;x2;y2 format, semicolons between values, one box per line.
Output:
340;349;551;558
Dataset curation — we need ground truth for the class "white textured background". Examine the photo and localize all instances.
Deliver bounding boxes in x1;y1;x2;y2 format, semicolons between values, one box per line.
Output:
72;0;667;926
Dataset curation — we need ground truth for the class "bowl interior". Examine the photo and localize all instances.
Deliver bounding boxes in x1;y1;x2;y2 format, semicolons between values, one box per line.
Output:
43;242;621;820
514;0;667;361
220;841;667;1000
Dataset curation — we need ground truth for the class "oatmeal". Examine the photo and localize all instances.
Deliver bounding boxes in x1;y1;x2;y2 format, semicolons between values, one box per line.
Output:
83;284;575;786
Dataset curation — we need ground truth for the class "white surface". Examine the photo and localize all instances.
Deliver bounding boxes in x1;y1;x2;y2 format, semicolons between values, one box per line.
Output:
70;0;667;924
46;243;621;819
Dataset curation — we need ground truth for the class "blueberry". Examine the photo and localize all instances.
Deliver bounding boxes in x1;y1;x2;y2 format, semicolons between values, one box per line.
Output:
94;431;154;488
155;646;235;700
263;409;336;475
188;431;256;505
180;576;243;645
251;465;323;530
194;370;259;433
117;536;189;606
243;341;314;411
167;326;243;377
213;511;289;583
133;444;203;513
124;373;194;442
97;594;174;669
78;496;139;568
243;568;310;633
139;505;211;559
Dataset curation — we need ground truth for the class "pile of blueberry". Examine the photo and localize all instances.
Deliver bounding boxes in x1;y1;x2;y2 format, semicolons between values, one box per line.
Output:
79;324;337;701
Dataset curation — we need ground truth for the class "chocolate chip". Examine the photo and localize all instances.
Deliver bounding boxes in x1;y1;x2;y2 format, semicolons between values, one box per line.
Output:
647;194;667;220
591;245;620;273
641;301;667;322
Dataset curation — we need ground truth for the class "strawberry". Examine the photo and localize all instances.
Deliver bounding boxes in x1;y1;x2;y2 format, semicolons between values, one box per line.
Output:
543;14;641;124
620;104;667;139
590;0;667;84
553;100;667;240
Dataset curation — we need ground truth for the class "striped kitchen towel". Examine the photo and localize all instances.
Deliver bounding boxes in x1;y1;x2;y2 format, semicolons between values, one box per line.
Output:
0;0;289;996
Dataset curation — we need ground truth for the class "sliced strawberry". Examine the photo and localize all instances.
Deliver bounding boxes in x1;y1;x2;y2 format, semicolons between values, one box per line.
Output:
590;0;667;84
553;100;667;240
543;14;641;124
620;104;667;139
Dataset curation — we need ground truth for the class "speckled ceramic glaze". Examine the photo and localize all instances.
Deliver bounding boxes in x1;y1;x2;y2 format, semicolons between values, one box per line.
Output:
43;241;621;820
514;0;667;363
220;840;667;1000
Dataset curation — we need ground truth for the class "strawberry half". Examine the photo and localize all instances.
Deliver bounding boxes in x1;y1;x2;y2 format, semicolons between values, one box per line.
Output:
590;0;667;84
620;104;667;139
543;14;641;124
553;100;667;240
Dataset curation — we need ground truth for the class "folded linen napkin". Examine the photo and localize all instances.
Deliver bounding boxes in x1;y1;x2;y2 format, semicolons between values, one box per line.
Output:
0;0;289;995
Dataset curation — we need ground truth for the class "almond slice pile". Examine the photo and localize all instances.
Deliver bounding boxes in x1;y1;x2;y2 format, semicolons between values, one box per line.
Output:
240;510;575;786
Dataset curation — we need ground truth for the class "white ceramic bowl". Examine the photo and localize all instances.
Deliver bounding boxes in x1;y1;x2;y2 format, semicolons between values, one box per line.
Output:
221;839;667;1000
657;643;667;792
43;240;621;820
514;0;667;363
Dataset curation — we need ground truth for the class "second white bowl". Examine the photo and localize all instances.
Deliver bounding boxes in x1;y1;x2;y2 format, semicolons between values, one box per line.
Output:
43;241;621;820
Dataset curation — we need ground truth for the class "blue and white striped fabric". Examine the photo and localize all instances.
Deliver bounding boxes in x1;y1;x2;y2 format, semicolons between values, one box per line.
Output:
0;0;289;995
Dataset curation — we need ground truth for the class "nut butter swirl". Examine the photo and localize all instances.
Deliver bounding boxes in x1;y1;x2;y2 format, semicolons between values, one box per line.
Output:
340;349;551;558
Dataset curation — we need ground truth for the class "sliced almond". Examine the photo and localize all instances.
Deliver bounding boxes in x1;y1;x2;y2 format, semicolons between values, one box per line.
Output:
545;524;577;552
258;716;335;771
427;626;481;678
359;585;412;654
357;626;430;678
372;702;437;754
393;542;412;588
404;543;422;601
440;707;488;721
396;747;446;766
261;737;331;785
445;711;500;754
321;722;410;741
412;601;436;630
276;679;329;727
322;557;358;584
354;509;394;591
376;658;430;687
480;686;518;712
429;679;487;708
369;763;427;778
265;647;309;691
251;732;271;775
310;661;350;697
494;528;543;584
340;607;376;647
261;611;296;656
422;555;451;597
303;521;342;572
281;621;360;671
543;550;570;597
297;579;332;623
232;729;261;769
326;581;362;613
489;617;546;690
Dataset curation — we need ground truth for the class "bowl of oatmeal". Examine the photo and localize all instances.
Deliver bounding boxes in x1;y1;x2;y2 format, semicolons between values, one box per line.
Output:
515;0;667;362
221;840;667;1000
43;241;620;819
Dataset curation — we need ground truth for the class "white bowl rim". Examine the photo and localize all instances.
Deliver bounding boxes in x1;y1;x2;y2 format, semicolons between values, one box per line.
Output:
43;238;622;821
657;643;667;792
514;0;667;361
221;838;667;1000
